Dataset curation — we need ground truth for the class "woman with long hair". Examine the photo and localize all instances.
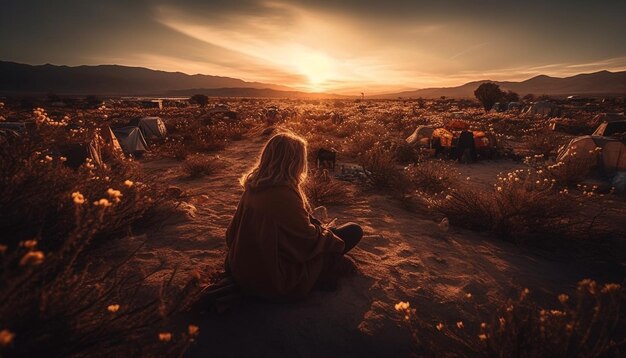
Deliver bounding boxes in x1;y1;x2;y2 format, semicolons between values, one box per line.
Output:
225;131;362;301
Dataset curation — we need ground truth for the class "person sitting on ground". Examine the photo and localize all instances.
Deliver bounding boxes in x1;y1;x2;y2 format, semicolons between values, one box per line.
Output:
224;131;363;301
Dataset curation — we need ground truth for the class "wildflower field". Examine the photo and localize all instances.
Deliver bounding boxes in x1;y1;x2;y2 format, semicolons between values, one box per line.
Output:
0;96;624;357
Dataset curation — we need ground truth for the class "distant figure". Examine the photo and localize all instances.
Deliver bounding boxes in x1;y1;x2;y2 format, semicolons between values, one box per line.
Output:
316;148;337;171
225;132;363;301
457;130;476;163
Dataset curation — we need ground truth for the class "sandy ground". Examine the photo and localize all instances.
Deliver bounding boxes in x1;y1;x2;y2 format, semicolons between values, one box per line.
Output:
136;131;624;357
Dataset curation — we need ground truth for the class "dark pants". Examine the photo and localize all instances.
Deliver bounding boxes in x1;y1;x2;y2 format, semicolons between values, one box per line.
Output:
330;223;363;254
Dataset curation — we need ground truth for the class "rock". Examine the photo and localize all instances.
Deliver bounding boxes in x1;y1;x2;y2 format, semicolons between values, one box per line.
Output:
165;186;184;199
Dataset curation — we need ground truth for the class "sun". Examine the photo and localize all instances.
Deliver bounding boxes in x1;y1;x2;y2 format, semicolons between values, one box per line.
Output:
289;47;337;92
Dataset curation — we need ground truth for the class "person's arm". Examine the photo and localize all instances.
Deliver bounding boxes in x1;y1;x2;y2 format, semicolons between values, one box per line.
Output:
272;189;344;262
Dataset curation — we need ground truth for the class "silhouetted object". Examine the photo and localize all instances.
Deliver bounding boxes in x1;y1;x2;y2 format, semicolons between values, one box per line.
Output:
474;82;505;112
457;130;476;163
317;148;337;171
128;116;167;140
190;94;209;107
225;186;345;301
111;126;149;157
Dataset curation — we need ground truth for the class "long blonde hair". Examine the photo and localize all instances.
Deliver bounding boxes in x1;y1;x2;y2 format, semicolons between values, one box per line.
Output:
241;131;310;209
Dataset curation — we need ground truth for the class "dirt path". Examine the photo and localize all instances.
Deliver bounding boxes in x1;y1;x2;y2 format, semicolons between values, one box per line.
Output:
137;130;622;357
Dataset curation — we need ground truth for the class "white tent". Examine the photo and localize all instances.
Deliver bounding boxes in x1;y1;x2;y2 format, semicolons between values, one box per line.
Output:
557;135;626;173
406;125;435;147
129;117;167;140
112;126;149;155
525;101;561;118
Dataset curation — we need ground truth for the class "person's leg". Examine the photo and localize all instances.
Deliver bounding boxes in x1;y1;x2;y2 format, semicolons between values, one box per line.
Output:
330;223;363;254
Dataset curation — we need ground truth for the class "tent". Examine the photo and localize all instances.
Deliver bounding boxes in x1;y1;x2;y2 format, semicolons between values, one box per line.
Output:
128;117;167;140
59;141;103;170
101;126;125;159
591;113;625;125
507;102;522;111
525;101;561;118
406;125;435;146
557;135;626;173
592;119;626;137
112;126;149;155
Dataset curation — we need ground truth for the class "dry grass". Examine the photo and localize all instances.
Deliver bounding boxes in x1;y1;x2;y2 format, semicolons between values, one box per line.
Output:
394;280;625;357
304;169;352;207
424;168;613;243
182;154;222;178
0;121;196;357
405;159;459;194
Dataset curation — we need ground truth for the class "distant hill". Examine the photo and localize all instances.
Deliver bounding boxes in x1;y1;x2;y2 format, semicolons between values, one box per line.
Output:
167;87;345;99
0;61;294;96
377;70;626;99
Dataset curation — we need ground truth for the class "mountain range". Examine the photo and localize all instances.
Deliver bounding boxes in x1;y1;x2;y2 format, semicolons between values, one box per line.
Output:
378;70;626;99
1;61;625;99
0;61;294;96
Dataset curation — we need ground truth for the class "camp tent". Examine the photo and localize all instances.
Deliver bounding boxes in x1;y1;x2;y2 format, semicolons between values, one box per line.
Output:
128;117;167;140
112;126;149;155
60;141;103;169
406;125;435;147
525;101;561;118
557;135;626;173
507;102;522;111
591;113;625;126
592;116;626;137
101;127;125;159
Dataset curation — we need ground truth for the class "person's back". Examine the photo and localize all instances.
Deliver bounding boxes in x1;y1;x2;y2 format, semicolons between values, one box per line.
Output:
226;185;344;300
224;131;363;301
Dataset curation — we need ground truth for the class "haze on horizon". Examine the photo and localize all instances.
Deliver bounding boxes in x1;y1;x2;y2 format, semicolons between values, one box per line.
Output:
1;0;625;95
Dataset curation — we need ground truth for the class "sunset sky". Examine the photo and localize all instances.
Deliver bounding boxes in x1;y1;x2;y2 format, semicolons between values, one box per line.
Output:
1;0;625;94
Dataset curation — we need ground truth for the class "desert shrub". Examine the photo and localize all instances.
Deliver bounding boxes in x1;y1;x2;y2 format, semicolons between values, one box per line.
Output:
405;159;459;194
0;119;196;356
394;280;625;357
357;143;407;190
526;130;566;158
481;280;625;357
182;154;222;178
304;169;352;207
425;169;609;242
546;148;600;186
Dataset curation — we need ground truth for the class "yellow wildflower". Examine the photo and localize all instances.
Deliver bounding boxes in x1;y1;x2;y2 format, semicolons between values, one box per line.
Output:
394;301;410;311
0;329;15;347
436;323;444;331
94;198;112;207
558;294;569;304
107;188;123;203
188;325;200;336
20;240;37;249
124;180;134;187
72;191;85;205
107;304;120;313
601;283;620;293
456;321;464;329
478;334;488;341
19;251;45;266
158;332;172;342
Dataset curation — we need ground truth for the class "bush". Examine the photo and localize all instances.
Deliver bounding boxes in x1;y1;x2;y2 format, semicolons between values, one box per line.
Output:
304;169;352;207
405;159;459;194
424;169;610;242
393;280;625;356
0;120;196;357
182;154;222;178
547;148;599;186
357;143;407;190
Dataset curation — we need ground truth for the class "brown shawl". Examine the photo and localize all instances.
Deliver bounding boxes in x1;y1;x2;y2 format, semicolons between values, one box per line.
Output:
225;185;345;300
